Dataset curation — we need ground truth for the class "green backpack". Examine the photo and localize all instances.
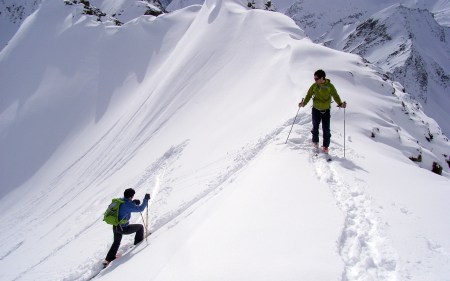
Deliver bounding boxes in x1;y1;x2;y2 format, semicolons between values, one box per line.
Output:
103;198;128;226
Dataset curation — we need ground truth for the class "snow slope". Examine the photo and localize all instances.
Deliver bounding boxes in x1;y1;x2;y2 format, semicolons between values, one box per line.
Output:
0;0;41;50
0;0;164;51
0;0;449;280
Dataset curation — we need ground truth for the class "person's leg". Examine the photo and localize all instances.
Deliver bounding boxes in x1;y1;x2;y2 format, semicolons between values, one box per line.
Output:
121;224;144;245
311;108;321;145
322;109;331;148
105;226;123;262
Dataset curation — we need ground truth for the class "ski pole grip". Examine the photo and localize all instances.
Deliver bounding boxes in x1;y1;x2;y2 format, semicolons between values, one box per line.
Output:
299;98;304;108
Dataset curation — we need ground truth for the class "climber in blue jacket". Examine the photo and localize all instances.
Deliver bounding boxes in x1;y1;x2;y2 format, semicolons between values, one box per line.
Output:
103;188;150;267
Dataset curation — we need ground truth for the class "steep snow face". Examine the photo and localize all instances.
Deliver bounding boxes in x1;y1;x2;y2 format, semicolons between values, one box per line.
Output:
285;0;450;40
409;0;450;27
338;5;450;135
0;0;165;51
0;0;41;50
0;0;306;199
285;0;398;42
342;5;449;85
0;0;449;280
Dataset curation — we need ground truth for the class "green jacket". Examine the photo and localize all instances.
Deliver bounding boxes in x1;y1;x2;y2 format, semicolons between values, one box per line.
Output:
303;79;342;111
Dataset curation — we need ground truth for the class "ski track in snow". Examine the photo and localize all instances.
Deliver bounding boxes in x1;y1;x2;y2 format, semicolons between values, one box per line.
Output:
89;111;399;281
3;107;401;281
15;108;403;281
143;124;288;237
0;241;23;261
114;110;401;281
1;140;191;281
86;119;290;280
287;112;398;281
84;124;288;280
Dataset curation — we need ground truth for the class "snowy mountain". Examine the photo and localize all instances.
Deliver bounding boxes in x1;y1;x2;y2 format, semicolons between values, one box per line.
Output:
285;0;450;136
0;0;41;50
0;0;449;280
338;5;450;137
0;0;164;50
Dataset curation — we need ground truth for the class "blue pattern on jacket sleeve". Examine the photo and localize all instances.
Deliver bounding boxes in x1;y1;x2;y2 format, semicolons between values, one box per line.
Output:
117;197;149;227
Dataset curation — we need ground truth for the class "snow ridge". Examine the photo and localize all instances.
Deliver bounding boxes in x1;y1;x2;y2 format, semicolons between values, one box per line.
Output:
149;124;288;234
1;0;449;280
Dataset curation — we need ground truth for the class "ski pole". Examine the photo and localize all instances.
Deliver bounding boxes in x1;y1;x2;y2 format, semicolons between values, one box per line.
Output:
140;212;146;228
145;205;149;242
344;105;346;158
285;99;303;144
139;212;148;244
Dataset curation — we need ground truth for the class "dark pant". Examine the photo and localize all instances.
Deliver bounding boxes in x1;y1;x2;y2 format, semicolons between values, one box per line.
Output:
105;224;144;262
311;107;331;148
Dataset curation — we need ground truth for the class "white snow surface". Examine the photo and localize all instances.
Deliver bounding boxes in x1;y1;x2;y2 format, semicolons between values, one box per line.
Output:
0;0;42;50
0;0;449;280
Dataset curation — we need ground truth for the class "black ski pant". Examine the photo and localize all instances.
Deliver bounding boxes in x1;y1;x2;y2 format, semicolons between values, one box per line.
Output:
105;224;144;262
311;107;331;148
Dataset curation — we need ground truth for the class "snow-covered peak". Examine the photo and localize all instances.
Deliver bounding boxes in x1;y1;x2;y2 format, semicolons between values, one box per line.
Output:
285;0;450;40
341;4;449;67
337;4;450;135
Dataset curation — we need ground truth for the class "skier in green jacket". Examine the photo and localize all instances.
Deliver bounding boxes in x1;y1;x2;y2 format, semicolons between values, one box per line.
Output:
299;69;346;153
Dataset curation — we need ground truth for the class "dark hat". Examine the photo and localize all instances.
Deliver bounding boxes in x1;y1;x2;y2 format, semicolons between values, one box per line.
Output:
124;188;135;199
314;69;326;79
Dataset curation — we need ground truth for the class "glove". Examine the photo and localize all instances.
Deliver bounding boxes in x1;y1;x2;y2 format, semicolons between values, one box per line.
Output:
132;199;141;205
338;101;347;108
298;98;305;108
144;193;151;200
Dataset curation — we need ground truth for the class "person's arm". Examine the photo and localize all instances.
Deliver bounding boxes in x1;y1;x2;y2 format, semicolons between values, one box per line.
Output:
300;84;315;107
130;194;150;212
330;84;343;106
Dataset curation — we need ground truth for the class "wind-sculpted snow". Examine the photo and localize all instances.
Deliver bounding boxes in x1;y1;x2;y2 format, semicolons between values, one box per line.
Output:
0;0;449;280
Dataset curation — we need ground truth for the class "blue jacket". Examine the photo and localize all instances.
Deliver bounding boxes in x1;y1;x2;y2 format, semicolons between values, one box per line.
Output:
118;197;149;227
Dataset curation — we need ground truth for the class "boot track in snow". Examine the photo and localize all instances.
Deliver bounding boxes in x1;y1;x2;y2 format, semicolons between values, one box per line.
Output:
286;113;398;281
